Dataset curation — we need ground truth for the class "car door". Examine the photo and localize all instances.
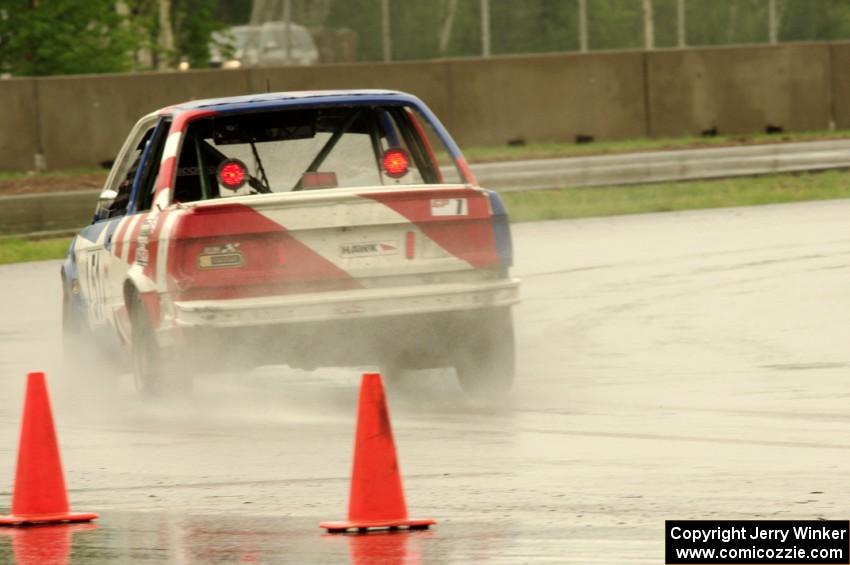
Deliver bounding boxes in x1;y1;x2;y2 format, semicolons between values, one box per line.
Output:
74;116;164;334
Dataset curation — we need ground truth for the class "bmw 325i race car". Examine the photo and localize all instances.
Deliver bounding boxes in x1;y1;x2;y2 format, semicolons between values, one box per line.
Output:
62;90;519;397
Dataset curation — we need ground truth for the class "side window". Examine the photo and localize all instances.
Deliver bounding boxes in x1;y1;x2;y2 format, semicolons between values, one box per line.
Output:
109;133;153;218
133;121;171;212
96;126;154;220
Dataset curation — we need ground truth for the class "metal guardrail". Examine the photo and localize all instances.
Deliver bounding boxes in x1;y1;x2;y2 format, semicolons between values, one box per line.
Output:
0;190;98;237
469;139;850;191
2;140;850;236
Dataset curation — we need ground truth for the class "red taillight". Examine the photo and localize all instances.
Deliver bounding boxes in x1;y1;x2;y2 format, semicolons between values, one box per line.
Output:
217;159;247;190
274;242;286;266
382;148;409;178
405;230;415;260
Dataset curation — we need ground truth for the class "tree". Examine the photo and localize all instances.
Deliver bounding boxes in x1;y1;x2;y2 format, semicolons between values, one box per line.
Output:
0;0;139;76
586;0;643;50
126;0;229;69
250;0;282;24
172;0;228;67
438;0;459;55
157;0;174;69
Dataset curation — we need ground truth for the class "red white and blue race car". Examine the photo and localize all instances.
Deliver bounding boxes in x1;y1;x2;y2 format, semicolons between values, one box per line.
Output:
62;90;519;397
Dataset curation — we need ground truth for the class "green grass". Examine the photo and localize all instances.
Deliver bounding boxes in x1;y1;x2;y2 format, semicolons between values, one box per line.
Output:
1;171;849;265
462;129;850;163
0;237;70;265
0;167;104;181
501;170;850;222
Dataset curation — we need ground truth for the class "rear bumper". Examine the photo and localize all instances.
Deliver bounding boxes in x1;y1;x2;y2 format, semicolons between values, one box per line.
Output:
172;278;520;329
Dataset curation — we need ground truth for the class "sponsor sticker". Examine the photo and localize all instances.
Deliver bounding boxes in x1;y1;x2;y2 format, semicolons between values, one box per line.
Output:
138;216;155;239
136;245;149;265
198;243;244;269
340;241;399;258
431;198;468;216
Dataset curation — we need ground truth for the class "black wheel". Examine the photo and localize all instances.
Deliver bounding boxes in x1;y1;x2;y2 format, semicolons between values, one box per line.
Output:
129;292;192;398
454;308;515;400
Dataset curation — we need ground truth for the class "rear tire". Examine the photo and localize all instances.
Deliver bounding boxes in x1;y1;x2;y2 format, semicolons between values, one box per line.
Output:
130;293;192;398
454;308;515;401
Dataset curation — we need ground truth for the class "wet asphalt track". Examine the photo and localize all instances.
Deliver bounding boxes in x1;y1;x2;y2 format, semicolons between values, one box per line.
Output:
0;199;848;564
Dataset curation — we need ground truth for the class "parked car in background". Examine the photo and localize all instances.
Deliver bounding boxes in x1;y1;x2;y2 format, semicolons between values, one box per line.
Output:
211;22;319;68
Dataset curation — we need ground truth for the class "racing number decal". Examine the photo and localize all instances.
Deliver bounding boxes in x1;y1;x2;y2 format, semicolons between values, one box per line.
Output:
431;198;468;217
86;252;107;323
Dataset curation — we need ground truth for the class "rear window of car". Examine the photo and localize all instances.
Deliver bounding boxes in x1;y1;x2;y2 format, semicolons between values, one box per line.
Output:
171;104;464;204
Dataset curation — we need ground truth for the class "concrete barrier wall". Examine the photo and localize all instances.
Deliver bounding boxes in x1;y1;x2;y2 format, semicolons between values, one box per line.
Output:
2;42;848;172
647;43;833;137
248;59;453;117
0;79;40;171
829;42;850;129
250;52;647;147
36;70;253;170
446;51;647;146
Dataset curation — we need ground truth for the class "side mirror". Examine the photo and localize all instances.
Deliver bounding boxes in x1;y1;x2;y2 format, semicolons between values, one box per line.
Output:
93;188;118;222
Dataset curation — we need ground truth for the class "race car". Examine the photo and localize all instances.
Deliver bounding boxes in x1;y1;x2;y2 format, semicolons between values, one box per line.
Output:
61;90;519;398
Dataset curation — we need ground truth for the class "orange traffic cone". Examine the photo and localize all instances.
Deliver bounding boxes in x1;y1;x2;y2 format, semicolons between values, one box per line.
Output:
0;372;98;526
0;523;97;565
320;372;435;534
347;530;422;565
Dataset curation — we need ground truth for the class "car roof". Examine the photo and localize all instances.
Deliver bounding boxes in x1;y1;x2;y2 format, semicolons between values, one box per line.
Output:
163;89;419;116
